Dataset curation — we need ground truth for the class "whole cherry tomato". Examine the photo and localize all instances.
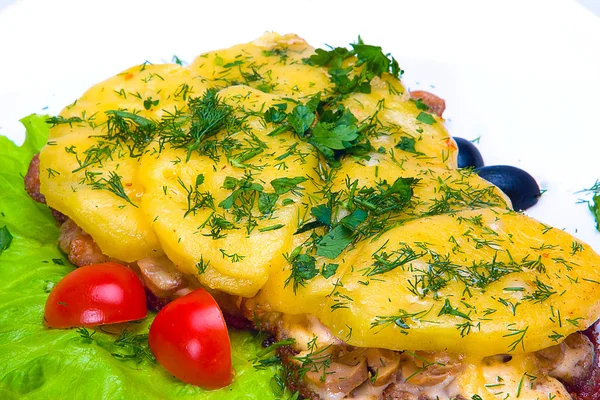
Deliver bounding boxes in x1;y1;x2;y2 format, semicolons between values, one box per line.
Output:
44;262;147;328
148;288;232;389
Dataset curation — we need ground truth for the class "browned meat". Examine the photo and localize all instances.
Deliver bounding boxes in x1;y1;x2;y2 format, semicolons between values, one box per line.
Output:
410;90;446;117
137;256;186;298
24;153;66;223
24;154;45;203
58;219;109;266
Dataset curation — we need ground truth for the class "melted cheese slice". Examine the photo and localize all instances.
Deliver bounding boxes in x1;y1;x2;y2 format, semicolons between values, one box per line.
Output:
39;33;600;362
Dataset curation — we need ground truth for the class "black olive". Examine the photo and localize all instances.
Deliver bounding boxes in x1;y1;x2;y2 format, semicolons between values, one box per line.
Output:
453;137;484;169
475;165;541;211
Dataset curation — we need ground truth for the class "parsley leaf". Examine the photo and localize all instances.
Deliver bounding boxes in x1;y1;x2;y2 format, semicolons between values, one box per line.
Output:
311;205;332;227
311;121;359;150
143;97;159;110
287;105;315;135
416;112;436;125
339;209;368;230
316;225;351;259
264;103;288;123
412;98;430;111
219;175;263;210
305;38;401;95
0;225;13;255
307;47;352;66
316;210;368;258
352;42;392;78
395;136;418;154
258;192;278;214
321;263;339;279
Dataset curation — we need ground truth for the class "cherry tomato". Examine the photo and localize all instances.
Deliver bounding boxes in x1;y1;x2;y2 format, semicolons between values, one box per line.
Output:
44;262;147;328
148;288;232;389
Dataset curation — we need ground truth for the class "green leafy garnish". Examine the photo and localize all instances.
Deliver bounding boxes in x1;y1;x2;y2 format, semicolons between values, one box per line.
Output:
438;299;471;320
306;37;401;95
86;171;138;208
287;105;315;135
0;225;13;255
143;97;159;110
395;136;419;154
321;263;338;279
316;210;367;258
270;177;307;195
416;111;436;125
284;249;319;293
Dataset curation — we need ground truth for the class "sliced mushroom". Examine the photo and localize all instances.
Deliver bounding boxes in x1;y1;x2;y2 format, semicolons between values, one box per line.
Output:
366;348;401;387
400;351;463;387
535;332;594;384
303;348;369;397
381;381;421;400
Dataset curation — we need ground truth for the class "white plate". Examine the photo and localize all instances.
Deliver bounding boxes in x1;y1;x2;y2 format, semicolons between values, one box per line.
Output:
0;0;599;251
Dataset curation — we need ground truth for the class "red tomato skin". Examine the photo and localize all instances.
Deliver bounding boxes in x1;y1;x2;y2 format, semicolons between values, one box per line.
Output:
44;262;147;328
148;288;232;390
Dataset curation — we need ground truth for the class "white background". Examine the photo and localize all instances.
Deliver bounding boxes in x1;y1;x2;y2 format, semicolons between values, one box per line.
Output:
0;0;599;251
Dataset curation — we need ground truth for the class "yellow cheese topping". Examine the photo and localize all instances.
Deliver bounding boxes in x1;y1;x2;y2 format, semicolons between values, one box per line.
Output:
39;33;600;363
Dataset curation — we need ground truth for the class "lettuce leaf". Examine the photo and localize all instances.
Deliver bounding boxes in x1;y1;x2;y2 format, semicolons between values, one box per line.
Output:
0;115;279;399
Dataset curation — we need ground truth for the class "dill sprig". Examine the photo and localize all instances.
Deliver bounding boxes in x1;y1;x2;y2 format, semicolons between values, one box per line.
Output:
177;174;215;217
370;308;430;332
77;327;155;364
104;110;157;158
367;242;425;276
160;88;241;161
87;171;138;208
46;115;84;128
523;277;557;303
504;324;529;352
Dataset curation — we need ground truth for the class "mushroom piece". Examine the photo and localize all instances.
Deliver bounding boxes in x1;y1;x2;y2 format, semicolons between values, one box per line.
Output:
535;332;594;384
303;348;369;397
366;348;402;387
400;351;463;387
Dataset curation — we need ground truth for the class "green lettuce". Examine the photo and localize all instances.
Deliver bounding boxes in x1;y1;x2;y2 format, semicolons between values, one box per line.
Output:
0;115;280;399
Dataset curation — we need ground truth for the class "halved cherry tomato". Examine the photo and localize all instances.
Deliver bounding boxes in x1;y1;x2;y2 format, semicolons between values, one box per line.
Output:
148;288;232;389
44;262;147;328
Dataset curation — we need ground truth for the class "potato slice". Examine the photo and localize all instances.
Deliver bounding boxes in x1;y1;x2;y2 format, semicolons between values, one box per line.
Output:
138;85;320;297
317;208;600;357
